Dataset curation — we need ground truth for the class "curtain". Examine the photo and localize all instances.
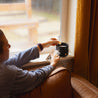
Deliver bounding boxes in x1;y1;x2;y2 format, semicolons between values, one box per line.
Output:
74;0;98;87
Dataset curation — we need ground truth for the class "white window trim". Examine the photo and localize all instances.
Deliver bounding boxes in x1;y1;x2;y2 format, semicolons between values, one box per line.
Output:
60;0;77;56
60;0;69;42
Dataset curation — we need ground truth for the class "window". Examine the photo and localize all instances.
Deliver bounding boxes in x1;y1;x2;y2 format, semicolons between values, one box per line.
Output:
0;0;61;54
0;0;77;56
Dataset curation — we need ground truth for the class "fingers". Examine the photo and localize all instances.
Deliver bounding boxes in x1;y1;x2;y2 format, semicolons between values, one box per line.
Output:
50;50;60;67
51;40;59;46
45;38;59;47
51;51;60;61
50;38;57;40
50;38;59;44
42;38;59;49
54;54;60;60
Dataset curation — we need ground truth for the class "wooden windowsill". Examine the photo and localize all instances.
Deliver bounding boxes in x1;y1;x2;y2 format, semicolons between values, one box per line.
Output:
22;55;74;72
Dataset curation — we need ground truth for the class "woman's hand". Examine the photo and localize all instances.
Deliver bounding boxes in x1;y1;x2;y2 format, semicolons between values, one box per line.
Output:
50;50;60;67
41;38;59;48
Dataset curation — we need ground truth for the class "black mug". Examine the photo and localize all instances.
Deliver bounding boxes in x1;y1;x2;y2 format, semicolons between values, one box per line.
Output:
56;42;69;57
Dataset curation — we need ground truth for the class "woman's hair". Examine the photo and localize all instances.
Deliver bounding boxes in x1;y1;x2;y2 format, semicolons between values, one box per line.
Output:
0;29;4;54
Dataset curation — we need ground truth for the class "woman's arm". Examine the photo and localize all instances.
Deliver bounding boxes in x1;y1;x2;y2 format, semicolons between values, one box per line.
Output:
10;52;59;95
4;38;59;67
4;46;39;67
10;65;54;95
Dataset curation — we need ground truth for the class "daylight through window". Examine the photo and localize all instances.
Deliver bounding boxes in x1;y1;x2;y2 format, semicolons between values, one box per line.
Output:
0;0;61;54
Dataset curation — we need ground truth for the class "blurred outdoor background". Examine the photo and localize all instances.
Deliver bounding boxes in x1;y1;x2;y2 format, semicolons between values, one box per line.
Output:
0;0;61;54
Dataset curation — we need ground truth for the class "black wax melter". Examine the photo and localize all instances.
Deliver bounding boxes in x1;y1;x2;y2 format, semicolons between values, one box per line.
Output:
56;42;69;57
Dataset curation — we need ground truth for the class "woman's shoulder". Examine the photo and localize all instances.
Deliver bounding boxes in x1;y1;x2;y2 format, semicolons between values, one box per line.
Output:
0;64;21;78
0;64;19;96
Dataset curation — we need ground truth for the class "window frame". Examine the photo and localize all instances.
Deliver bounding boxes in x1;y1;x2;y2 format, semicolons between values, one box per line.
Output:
60;0;77;56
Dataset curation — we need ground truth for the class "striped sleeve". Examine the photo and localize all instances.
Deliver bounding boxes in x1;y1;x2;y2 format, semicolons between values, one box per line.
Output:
11;65;54;95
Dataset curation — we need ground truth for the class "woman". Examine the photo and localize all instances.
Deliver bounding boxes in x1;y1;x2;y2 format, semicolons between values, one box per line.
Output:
0;29;60;98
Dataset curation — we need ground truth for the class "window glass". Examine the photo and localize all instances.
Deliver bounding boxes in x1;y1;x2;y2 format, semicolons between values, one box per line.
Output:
0;0;61;54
